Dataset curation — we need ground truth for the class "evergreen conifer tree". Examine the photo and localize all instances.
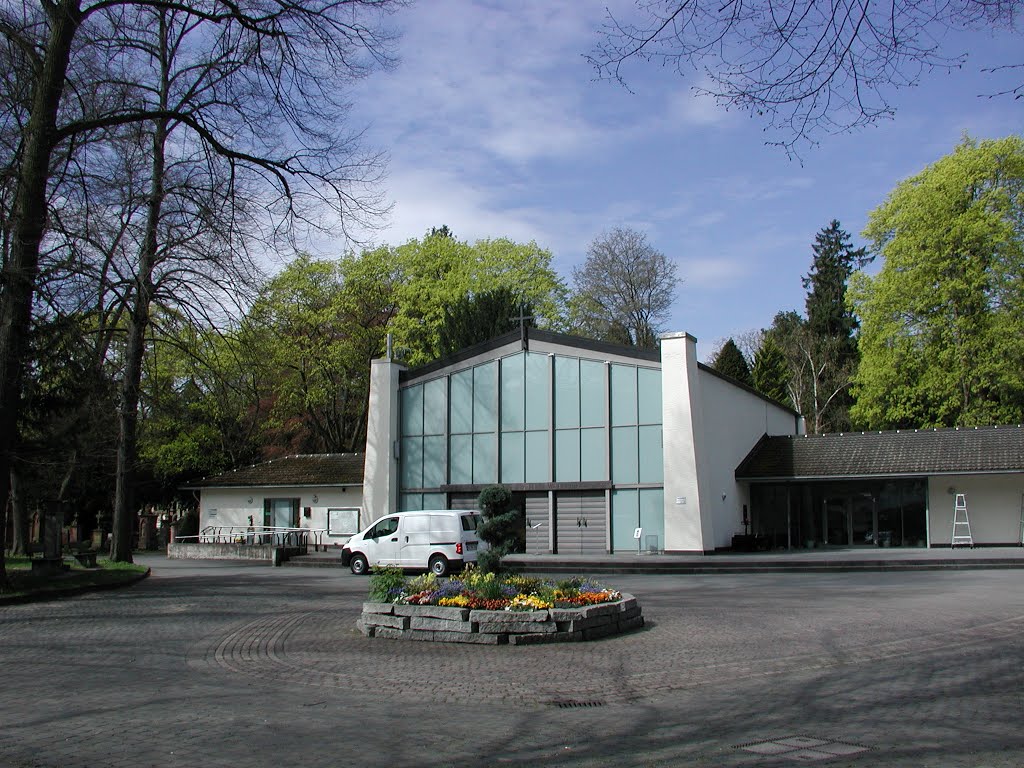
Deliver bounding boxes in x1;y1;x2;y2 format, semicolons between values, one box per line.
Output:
752;334;791;405
711;338;753;386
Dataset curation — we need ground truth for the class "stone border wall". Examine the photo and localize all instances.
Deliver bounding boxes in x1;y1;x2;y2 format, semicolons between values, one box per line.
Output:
357;593;643;645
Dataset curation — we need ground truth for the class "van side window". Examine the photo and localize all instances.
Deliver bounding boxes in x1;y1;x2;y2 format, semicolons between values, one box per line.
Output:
370;517;398;538
461;514;479;531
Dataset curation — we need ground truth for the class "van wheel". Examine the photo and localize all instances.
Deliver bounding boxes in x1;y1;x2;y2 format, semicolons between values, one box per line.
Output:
350;554;369;575
428;554;449;577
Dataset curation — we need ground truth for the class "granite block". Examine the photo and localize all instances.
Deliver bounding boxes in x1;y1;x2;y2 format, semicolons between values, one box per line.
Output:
478;620;555;634
393;605;470;621
364;613;410;630
469;609;551;623
410;616;476;633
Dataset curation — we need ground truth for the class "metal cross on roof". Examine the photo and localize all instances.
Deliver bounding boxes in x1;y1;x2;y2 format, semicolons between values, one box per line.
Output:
510;303;534;350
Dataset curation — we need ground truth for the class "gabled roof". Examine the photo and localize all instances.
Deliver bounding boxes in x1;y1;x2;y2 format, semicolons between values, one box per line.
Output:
736;425;1024;481
183;453;365;489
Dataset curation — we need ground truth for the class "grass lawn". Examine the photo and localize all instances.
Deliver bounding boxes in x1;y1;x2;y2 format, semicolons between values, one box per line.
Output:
0;555;150;603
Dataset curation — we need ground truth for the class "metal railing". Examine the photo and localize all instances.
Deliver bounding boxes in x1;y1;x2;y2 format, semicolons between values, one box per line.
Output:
178;525;328;552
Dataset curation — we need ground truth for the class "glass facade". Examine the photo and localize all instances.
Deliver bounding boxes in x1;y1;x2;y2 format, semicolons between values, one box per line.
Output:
397;350;665;551
749;479;928;549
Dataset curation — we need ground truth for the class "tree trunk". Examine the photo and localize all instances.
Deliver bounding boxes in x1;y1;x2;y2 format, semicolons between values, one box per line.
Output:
110;20;170;560
9;465;29;556
0;0;83;585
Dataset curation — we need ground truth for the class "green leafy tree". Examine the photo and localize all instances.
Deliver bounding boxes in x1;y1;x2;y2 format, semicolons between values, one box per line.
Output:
438;287;534;357
244;252;398;455
380;234;567;366
751;333;791;406
851;135;1024;428
710;338;753;386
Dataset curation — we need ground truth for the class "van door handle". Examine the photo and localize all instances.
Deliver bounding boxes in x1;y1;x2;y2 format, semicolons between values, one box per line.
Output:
405;536;409;542
390;537;398;541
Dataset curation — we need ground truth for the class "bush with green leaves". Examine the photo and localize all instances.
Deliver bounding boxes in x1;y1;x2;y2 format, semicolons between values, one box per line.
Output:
476;484;525;573
368;565;407;602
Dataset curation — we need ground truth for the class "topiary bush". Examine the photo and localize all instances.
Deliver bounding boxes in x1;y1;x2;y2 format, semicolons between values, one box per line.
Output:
476;484;524;574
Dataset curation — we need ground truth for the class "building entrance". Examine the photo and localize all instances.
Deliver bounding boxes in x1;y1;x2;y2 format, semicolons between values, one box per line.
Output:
751;479;928;549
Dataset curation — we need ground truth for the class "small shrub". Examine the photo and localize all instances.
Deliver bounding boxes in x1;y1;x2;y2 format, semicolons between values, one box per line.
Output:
405;572;438;594
475;548;503;575
368;565;407;603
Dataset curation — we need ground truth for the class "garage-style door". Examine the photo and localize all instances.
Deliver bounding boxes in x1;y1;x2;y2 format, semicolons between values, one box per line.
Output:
555;491;607;555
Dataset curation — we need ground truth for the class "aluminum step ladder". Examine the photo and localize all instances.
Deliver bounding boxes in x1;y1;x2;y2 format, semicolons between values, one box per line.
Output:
951;493;974;548
1019;493;1023;546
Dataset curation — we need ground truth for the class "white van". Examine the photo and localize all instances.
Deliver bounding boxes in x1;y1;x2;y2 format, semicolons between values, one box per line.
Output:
341;510;486;576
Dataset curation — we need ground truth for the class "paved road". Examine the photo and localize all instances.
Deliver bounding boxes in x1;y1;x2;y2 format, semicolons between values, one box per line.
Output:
1;556;1022;767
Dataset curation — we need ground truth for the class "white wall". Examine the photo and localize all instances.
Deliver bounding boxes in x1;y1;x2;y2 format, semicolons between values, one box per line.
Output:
198;486;365;547
660;333;707;552
928;475;1024;546
697;369;801;550
362;358;404;524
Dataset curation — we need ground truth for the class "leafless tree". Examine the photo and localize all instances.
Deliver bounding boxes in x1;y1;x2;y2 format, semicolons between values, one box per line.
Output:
588;1;1022;154
0;0;404;578
571;226;679;349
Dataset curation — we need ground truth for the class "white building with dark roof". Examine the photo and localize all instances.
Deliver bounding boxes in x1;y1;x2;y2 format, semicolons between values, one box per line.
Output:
736;426;1024;548
183;453;365;546
363;329;800;554
362;327;1024;553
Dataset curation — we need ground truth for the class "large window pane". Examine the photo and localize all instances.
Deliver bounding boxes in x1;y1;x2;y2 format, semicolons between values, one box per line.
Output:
422;435;446;488
501;432;525;483
449;434;473;484
612;489;639;552
580;427;606;481
638;425;663;483
423;378;447;435
611;426;638;484
500;354;525;431
639;488;665;552
401;385;423;436
554;357;580;429
580;360;606;427
400;493;422;512
473;362;497;433
611;364;637;426
473;432;496;484
554;429;580;482
400;436;422;489
525;352;549;431
637;367;662;425
421;493;447;510
450;371;473;434
525;431;548;483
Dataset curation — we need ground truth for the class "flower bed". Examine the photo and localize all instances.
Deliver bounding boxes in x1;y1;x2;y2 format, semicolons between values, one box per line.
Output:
357;567;644;645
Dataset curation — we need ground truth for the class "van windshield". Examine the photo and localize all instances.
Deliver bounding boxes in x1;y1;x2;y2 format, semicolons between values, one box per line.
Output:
461;514;480;532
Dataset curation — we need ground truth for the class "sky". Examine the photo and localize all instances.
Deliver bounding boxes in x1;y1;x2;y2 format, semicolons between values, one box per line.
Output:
342;1;1022;361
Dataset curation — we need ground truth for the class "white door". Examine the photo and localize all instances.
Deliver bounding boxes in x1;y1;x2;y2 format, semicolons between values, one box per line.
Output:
363;516;401;565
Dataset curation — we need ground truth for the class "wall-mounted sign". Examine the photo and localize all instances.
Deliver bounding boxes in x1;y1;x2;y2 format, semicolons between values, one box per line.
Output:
327;508;359;537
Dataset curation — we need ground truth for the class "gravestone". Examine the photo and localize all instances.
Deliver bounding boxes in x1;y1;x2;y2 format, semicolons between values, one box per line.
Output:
31;501;66;576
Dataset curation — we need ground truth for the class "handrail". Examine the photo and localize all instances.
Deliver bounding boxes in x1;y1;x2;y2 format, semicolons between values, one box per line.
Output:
177;525;328;552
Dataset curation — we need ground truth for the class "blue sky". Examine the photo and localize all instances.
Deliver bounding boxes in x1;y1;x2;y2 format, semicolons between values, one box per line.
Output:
346;1;1022;361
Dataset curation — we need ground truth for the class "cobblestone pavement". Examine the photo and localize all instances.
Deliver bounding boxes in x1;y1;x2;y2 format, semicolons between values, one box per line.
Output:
1;556;1023;767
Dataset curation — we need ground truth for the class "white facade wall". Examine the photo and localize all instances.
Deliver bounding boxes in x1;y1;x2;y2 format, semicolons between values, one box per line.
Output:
927;474;1024;546
362;358;405;524
198;485;364;547
697;368;801;550
660;333;707;552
